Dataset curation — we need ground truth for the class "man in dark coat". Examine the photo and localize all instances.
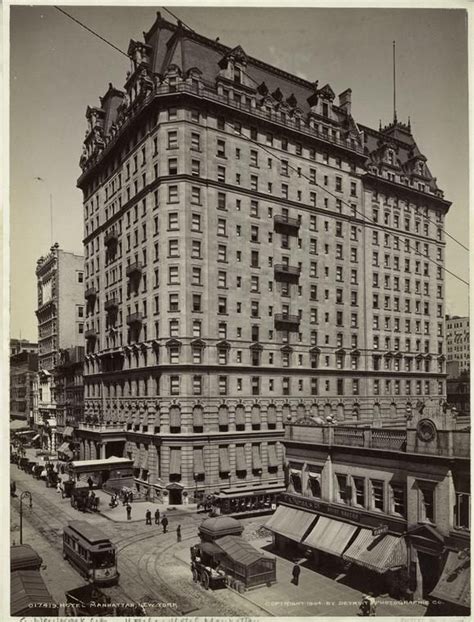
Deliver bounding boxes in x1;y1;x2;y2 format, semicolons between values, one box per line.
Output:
292;563;301;586
176;524;182;542
145;509;152;525
126;503;132;520
161;515;168;533
154;508;160;524
87;476;94;490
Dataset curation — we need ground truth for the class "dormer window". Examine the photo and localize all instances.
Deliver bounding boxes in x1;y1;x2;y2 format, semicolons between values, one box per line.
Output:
418;161;424;174
388;150;394;164
322;103;329;117
234;67;242;84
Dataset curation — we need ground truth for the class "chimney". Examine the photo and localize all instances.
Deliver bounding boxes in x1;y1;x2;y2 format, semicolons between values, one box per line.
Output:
338;88;352;115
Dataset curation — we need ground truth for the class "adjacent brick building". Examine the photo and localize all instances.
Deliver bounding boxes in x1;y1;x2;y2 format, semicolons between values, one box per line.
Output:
34;243;85;450
10;351;38;423
76;15;451;505
269;401;469;612
446;315;470;374
55;346;85;459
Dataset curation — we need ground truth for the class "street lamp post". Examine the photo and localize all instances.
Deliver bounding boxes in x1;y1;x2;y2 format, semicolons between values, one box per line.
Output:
19;491;33;545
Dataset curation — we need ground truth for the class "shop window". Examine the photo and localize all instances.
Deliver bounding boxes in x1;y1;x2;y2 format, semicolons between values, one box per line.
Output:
290;468;302;494
307;471;321;498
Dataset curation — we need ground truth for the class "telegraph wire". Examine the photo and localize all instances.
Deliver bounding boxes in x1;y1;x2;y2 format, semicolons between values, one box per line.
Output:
54;6;131;60
158;7;469;255
58;6;469;288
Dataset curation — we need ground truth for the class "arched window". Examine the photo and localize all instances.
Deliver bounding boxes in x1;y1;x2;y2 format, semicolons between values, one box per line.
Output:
235;404;246;430
324;403;332;418
169;405;181;432
251;404;261;429
337;403;345;420
310;403;320;418
267;404;277;428
390;402;397;418
297;403;306;417
218;405;229;431
193;405;204;432
373;402;381;420
282;403;291;421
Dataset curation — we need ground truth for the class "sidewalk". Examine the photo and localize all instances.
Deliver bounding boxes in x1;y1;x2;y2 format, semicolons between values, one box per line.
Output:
95;488;200;523
174;534;427;617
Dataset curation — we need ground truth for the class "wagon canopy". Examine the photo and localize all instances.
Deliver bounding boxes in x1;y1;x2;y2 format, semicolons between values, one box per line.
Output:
214;536;268;566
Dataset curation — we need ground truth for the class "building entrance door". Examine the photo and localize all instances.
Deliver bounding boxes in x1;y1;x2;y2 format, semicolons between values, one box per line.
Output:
417;551;439;596
168;488;182;505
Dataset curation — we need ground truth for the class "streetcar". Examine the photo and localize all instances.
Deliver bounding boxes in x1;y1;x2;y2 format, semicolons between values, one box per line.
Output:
63;520;119;586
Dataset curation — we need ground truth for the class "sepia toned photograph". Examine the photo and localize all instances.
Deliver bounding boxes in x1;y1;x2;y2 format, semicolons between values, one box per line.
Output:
6;3;470;619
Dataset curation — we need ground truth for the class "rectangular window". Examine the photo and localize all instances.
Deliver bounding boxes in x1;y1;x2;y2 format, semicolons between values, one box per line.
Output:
167;131;178;149
419;483;435;522
391;483;406;517
371;480;384;511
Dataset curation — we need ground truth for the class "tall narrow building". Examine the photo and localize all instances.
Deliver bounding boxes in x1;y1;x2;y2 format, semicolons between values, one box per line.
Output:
34;243;85;449
76;15;450;506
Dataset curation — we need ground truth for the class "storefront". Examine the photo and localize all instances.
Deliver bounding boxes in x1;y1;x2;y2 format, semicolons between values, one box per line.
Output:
70;456;134;491
429;549;470;615
265;504;318;556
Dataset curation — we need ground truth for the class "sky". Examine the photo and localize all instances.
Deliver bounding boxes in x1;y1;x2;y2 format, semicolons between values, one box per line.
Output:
9;5;469;341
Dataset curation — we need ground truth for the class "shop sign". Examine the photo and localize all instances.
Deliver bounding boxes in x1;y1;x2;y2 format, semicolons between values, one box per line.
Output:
372;523;389;537
282;493;361;522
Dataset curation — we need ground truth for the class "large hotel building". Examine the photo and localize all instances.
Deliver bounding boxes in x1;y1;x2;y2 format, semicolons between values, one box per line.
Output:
76;15;451;505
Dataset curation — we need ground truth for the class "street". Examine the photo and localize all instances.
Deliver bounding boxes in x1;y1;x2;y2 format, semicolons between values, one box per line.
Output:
11;460;427;617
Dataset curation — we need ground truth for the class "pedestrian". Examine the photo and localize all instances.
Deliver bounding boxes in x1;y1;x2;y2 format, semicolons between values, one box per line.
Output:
291;563;301;586
359;595;371;617
126;503;132;520
154;508;160;524
56;480;62;494
87;476;94;490
145;509;152;525
176;524;181;542
367;593;376;617
161;515;168;533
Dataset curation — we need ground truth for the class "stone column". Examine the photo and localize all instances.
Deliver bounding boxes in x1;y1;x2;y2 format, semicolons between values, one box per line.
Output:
79;440;85;460
90;441;97;460
100;443;106;460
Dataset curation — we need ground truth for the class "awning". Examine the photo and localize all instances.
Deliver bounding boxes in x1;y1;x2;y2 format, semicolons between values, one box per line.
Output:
251;406;261;425
193;407;204;428
11;569;57;616
58;442;73;459
169;406;181;428
252;445;262;470
302;516;358;556
218;407;229;427
267;443;278;468
141;447;149;471
235;406;246;426
265;505;317;542
193;448;205;475
63;426;74;437
343;528;407;574
133;446;140;468
267;406;277;425
235;445;247;472
169;448;181;475
430;551;470;609
219;447;230;472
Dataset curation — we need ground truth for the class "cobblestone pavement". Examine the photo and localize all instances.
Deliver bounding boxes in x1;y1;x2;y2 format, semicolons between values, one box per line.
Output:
10;462;428;617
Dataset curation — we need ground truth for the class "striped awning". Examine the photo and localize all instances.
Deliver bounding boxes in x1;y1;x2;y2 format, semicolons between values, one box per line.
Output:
267;406;277;425
235;406;246;426
235;445;247;472
219;447;230;472
343;528;407;574
265;505;317;542
302;516;358;556
251;406;261;425
141;447;149;471
133;445;141;468
193;407;204;428
169;406;181;428
430;551;470;609
267;443;278;468
252;445;262;470
169;448;181;475
193;448;205;475
218;407;229;427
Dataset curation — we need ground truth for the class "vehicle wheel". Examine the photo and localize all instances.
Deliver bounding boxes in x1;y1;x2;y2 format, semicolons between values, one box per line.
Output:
192;569;198;582
201;572;209;590
266;581;272;587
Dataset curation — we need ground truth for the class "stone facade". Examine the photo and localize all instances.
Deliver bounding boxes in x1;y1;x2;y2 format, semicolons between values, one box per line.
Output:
10;351;38;423
76;15;450;502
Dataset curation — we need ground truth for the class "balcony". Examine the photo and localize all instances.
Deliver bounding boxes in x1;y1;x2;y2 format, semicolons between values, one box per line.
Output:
104;297;119;312
85;287;97;301
285;424;470;458
274;313;300;332
274;214;300;236
274;264;301;283
104;230;118;247
126;262;143;278
126;312;143;326
84;329;97;341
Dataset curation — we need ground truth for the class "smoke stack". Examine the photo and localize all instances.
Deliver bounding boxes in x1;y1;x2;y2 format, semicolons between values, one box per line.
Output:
338;88;352;115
